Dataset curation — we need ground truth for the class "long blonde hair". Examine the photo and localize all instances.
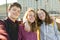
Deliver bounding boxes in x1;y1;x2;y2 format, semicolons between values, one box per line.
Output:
23;8;37;32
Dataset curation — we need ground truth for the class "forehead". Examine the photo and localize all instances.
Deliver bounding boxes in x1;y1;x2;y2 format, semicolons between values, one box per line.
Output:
10;6;21;10
37;10;44;13
28;11;35;15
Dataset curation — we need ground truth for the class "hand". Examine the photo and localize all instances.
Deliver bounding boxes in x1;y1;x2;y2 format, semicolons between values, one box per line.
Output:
0;25;7;35
0;35;7;40
0;25;7;40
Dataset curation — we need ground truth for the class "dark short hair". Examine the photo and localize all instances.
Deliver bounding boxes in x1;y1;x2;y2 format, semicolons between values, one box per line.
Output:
8;2;22;10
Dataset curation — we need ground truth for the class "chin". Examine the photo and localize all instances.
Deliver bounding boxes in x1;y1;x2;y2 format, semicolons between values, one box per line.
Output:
31;21;34;23
12;17;18;19
14;16;18;18
41;19;45;21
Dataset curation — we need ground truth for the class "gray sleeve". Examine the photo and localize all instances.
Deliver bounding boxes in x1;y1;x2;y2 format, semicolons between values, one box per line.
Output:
54;22;60;40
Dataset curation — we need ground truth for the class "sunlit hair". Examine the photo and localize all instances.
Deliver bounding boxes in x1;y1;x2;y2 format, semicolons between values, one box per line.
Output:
23;8;34;23
23;8;37;32
36;9;53;27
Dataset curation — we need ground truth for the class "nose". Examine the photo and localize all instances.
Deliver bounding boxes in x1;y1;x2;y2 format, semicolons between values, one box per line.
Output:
15;10;19;14
40;14;42;17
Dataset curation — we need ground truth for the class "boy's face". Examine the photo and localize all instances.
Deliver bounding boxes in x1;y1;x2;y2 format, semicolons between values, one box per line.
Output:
8;6;21;19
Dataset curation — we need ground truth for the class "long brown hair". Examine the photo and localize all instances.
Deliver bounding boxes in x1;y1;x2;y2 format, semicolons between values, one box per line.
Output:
36;9;53;27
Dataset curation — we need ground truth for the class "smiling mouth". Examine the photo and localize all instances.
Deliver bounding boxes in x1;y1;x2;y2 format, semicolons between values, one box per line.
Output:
40;17;42;18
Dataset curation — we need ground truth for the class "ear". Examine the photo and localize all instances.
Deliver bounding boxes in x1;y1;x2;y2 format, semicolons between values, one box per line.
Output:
7;8;10;16
7;8;9;13
6;8;8;13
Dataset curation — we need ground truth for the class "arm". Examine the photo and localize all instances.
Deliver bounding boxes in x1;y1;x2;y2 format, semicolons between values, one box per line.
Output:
54;21;60;40
0;20;8;40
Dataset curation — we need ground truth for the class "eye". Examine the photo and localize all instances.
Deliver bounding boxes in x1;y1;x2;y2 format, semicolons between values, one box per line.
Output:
17;10;20;13
13;9;16;11
38;13;41;16
28;15;32;17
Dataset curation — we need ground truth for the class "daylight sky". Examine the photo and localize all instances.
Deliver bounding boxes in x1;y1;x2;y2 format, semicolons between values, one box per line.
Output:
0;0;17;5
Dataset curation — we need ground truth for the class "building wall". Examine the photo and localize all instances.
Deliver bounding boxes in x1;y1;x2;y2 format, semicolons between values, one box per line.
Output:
18;0;60;18
0;0;60;19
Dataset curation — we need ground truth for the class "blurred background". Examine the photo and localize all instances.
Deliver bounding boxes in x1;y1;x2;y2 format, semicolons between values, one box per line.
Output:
0;0;60;31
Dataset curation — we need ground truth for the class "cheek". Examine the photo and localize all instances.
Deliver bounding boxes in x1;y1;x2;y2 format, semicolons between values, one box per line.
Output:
43;14;45;18
33;17;35;20
28;17;32;21
43;14;45;17
38;15;41;19
9;11;14;15
27;16;30;20
18;13;20;16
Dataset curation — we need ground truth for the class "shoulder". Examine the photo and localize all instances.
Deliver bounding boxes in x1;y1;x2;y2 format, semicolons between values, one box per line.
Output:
0;20;6;29
49;21;56;27
19;24;24;30
0;20;5;25
0;20;5;28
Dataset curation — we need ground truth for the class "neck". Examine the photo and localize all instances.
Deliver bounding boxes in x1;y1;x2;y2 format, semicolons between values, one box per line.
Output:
8;16;16;22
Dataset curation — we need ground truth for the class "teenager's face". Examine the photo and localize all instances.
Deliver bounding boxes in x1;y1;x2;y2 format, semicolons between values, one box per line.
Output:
27;11;35;23
8;6;21;19
37;10;45;21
